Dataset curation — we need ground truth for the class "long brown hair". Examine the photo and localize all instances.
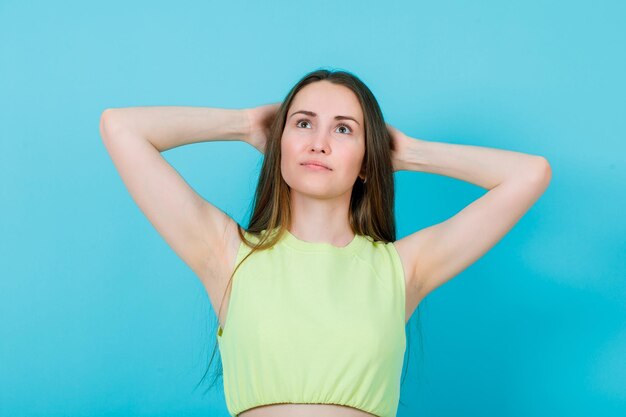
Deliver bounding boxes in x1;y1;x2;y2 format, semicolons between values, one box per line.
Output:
194;68;424;407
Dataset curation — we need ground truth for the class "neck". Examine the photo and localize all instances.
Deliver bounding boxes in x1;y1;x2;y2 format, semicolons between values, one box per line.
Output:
289;191;354;246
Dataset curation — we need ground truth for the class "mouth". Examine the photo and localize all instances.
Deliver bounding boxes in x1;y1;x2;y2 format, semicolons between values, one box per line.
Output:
300;163;332;171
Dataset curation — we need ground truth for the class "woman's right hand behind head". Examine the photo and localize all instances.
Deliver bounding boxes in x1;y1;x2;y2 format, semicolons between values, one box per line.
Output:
244;102;281;154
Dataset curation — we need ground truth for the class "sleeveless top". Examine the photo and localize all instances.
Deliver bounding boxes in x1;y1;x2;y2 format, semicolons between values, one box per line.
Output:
216;227;407;417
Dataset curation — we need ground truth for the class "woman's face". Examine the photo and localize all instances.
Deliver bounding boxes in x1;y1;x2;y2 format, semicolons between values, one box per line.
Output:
281;80;365;199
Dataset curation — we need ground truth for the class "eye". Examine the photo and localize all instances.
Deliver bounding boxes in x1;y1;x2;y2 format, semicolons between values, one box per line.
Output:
336;124;352;134
296;119;312;129
295;119;353;134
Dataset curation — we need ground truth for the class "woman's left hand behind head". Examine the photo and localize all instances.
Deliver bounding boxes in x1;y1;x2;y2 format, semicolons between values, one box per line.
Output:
386;123;408;172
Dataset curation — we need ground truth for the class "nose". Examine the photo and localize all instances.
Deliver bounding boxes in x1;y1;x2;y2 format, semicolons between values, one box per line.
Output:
309;131;331;154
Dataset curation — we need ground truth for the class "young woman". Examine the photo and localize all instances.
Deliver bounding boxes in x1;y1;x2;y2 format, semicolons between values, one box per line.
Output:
99;69;551;417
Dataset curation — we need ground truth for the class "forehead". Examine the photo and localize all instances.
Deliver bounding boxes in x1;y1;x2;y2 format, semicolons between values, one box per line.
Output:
289;81;363;123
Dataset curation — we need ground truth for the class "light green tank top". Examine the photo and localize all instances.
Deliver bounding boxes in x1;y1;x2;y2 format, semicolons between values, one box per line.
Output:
216;227;407;417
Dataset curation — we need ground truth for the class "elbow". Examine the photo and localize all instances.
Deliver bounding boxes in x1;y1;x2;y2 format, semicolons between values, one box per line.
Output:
99;109;112;140
525;156;552;193
534;156;552;184
99;108;123;141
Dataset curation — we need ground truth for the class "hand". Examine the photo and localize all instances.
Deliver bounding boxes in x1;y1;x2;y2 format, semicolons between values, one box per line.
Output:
386;123;409;172
243;102;282;154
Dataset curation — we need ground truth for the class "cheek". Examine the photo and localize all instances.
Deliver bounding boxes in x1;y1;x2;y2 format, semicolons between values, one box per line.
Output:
281;137;303;163
280;140;297;180
281;135;293;156
344;150;365;173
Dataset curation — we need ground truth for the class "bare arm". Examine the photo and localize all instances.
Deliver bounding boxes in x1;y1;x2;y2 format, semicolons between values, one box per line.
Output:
102;106;249;151
388;127;551;305
99;106;251;286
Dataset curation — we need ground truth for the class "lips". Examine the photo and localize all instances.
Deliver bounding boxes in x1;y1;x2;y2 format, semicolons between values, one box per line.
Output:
300;160;332;170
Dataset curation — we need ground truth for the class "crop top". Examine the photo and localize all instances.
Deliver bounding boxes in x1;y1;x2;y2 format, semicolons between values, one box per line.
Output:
216;227;407;417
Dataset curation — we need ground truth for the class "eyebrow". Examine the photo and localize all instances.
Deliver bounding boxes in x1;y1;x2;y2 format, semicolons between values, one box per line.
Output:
288;110;361;126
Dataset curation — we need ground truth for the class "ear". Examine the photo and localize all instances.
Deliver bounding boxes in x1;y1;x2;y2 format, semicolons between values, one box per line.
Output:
358;152;367;180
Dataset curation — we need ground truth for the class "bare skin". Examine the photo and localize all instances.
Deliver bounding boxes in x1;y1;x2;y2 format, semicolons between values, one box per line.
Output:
101;81;550;417
210;82;550;417
238;402;380;417
208;84;416;417
213;226;413;417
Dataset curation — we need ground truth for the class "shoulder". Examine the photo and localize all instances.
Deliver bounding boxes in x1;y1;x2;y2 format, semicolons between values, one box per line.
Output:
357;235;405;275
392;231;431;306
222;225;270;271
222;221;244;275
391;238;413;284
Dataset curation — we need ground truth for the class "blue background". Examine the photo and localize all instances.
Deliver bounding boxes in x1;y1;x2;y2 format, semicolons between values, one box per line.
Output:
1;0;624;416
